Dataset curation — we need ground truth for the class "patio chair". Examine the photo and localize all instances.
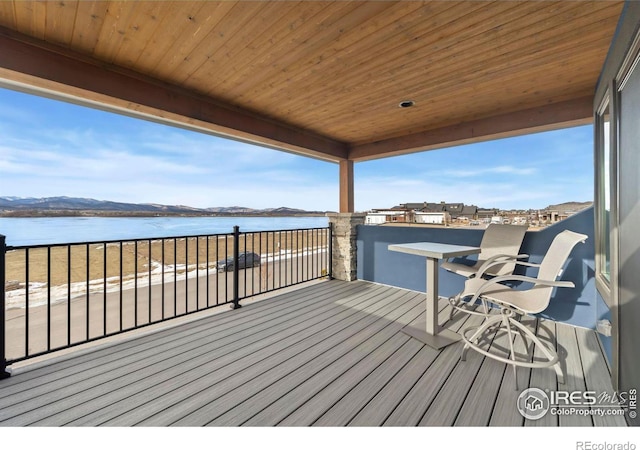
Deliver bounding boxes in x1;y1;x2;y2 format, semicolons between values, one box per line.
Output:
443;224;528;317
458;229;588;388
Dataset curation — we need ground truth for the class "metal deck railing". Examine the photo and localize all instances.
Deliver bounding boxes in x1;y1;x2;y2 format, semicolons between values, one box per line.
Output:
0;225;332;374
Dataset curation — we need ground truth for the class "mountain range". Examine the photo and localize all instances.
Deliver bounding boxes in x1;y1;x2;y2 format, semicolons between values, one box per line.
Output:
0;197;329;217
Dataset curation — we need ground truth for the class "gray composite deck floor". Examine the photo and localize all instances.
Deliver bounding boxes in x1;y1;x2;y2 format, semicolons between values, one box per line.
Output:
0;280;626;426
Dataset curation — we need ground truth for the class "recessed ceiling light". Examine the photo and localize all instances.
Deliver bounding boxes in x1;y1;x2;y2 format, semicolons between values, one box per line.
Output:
399;100;415;108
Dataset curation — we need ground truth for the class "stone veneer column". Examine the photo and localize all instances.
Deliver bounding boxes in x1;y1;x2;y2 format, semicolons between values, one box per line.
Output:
327;213;366;281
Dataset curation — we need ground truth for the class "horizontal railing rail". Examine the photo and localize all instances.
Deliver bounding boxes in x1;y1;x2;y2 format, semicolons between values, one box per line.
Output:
1;226;331;372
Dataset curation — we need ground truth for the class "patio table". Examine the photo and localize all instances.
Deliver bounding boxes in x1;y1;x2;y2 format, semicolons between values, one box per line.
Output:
388;242;481;349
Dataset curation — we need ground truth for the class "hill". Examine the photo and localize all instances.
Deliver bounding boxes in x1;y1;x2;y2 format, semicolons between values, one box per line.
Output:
0;197;328;217
544;201;593;212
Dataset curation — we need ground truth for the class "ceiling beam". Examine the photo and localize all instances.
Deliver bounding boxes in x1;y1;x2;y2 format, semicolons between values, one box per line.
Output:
0;28;348;163
349;96;594;161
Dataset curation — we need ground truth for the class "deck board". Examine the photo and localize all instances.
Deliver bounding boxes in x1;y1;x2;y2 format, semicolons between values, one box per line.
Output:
454;315;511;426
344;302;475;427
0;280;625;427
1;282;376;425
418;313;501;426
525;319;559;427
59;283;400;426
176;289;421;426
382;311;487;426
555;323;593;426
2;282;371;424
1;280;346;392
217;291;427;426
311;337;423;426
575;327;627;426
488;314;537;426
274;300;435;427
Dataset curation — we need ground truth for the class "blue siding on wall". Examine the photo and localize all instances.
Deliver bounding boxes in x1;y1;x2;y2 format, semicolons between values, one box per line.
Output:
357;225;484;297
357;207;598;329
596;290;613;364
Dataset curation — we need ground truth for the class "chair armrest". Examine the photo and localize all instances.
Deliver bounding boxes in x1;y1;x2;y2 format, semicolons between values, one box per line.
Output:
465;275;575;306
475;254;530;278
487;274;575;289
511;261;542;268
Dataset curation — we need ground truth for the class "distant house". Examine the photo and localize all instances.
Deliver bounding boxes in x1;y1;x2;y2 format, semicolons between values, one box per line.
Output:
441;203;464;219
403;201;469;219
539;209;560;223
424;202;444;212
530;209;565;225
414;211;451;225
399;202;428;211
461;205;478;218
365;202;497;224
477;208;499;221
365;208;410;224
364;212;388;224
368;201;496;225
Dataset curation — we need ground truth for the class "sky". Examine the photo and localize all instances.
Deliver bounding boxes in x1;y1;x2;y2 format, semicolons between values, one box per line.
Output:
0;87;593;212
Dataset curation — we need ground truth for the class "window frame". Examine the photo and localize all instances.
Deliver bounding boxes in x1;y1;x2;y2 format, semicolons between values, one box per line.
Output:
594;93;615;305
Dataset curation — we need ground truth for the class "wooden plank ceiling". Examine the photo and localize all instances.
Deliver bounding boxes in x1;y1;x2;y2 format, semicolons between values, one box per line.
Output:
0;1;625;162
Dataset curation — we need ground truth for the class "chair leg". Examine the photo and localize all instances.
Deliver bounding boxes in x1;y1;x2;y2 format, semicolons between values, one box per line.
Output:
482;299;490;316
461;315;502;361
554;363;565;385
448;295;459;321
508;318;564;384
461;311;565;388
514;320;530;360
501;312;520;391
449;293;492;320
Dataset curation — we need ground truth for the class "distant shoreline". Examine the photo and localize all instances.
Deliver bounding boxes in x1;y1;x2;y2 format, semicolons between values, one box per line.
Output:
0;197;333;218
0;211;329;218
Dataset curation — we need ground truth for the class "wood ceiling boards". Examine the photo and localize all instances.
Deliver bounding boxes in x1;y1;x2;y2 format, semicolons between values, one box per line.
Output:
0;1;625;162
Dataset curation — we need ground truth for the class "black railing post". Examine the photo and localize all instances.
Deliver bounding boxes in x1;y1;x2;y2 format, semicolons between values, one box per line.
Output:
230;226;241;309
1;235;10;378
328;223;333;280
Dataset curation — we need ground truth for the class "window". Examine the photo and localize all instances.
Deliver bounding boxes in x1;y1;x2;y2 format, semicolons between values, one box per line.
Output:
595;95;613;298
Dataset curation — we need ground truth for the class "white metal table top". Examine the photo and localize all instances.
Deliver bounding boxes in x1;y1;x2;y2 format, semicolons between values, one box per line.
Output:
388;242;480;260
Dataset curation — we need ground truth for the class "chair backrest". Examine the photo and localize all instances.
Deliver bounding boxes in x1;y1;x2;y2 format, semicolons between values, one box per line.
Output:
538;229;589;282
517;229;588;313
478;224;528;275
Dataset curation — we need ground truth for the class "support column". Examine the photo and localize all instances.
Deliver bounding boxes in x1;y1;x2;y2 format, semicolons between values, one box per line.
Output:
326;213;366;281
339;159;354;213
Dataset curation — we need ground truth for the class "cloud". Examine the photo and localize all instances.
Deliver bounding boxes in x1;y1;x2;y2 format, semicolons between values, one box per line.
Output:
354;174;585;212
136;127;301;170
354;125;594;212
71;178;340;211
0;103;35;123
0;122;339;210
440;165;537;177
0;88;593;214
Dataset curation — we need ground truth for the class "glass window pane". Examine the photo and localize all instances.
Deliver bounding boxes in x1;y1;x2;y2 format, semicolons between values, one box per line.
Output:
600;104;611;282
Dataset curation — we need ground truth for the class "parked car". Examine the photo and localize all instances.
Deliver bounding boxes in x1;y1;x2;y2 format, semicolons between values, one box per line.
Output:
215;252;261;272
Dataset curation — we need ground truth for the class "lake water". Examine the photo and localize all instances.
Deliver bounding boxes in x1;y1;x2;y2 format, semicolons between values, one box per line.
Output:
0;216;329;246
